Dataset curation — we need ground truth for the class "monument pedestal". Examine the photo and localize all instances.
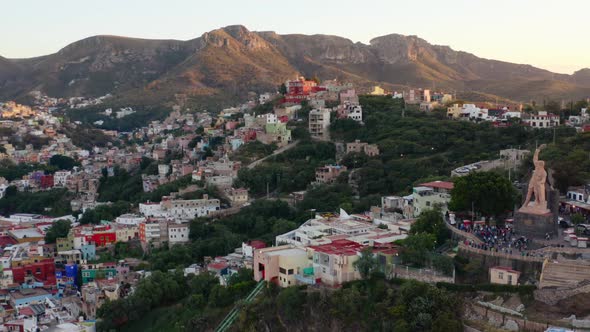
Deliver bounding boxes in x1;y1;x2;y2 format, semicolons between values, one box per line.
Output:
514;211;557;238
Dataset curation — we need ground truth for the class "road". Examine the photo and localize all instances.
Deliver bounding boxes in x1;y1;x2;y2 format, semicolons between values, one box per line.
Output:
246;140;300;169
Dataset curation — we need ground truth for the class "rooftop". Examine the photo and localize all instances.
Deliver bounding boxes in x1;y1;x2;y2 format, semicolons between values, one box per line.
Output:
491;266;520;274
265;248;307;257
309;239;364;256
10;288;50;299
419;181;454;190
9;228;43;239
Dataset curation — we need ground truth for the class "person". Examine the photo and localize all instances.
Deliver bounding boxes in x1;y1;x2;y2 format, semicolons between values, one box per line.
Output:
522;144;547;209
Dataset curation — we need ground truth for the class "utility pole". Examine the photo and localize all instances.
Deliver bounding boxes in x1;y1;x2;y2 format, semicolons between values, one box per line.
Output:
553;127;556;145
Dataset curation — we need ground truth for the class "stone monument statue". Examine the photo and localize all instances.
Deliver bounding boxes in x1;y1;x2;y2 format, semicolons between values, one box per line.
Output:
519;144;550;214
513;144;558;238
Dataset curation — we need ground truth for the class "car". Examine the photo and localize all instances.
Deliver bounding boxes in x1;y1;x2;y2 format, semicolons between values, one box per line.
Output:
576;224;590;236
558;217;572;228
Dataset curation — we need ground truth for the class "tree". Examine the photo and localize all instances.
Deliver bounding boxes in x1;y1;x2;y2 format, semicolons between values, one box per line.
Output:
572;213;585;226
573;99;589;112
432;312;463;332
49;155;79;170
276;286;306;321
278;83;287;95
449;172;517;218
353;247;379;279
409;208;449;245
544;100;561;113
44;219;72;243
401;233;436;267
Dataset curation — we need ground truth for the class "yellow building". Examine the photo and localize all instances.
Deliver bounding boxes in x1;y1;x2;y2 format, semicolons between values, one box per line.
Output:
447;103;463;118
370;86;386;96
489;266;520;285
253;245;309;287
116;225;139;242
307;239;364;286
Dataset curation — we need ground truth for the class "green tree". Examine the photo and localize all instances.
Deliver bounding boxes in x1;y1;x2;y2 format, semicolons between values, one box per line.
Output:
544;100;561;113
572;213;585;226
449;172;517;218
278;83;287;95
49;155;79;170
276;286;306;321
401;233;436;267
353;247;379;279
432;312;463;332
44;219;72;243
410;208;449;245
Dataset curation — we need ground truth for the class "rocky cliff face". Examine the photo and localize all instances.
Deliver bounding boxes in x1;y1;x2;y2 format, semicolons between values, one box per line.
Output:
1;25;589;103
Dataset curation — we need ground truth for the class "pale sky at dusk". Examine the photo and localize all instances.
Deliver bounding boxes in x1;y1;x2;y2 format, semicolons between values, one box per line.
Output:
2;0;588;74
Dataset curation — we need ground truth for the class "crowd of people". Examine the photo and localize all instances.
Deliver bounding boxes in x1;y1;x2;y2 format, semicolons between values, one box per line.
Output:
453;222;550;258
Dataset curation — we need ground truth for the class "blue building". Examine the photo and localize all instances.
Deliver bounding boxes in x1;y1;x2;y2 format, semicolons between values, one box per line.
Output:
10;288;53;307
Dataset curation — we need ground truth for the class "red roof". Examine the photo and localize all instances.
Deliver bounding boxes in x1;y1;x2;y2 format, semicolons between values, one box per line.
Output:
248;240;266;249
309;239;365;256
207;262;229;271
420;181;454;190
0;236;17;247
18;307;35;316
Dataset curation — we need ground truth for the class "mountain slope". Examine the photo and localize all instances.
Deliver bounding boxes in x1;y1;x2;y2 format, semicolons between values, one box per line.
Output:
1;25;589;104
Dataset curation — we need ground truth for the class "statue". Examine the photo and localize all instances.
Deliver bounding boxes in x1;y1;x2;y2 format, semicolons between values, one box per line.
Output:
519;144;550;214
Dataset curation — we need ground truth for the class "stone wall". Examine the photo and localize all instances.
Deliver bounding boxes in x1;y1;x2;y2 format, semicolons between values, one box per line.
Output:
465;302;563;332
389;265;455;284
458;245;544;282
534;283;590;305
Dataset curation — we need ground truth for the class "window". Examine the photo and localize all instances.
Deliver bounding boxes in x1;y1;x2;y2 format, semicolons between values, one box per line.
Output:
279;267;286;274
498;272;504;280
288;269;293;275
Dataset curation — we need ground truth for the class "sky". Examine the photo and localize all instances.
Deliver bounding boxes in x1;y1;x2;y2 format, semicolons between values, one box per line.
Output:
2;0;588;74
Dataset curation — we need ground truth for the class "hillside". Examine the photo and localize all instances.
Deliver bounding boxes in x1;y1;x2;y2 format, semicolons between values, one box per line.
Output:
1;25;590;104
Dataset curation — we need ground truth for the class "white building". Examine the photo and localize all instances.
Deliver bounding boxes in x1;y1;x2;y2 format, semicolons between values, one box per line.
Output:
259;93;273;104
206;175;233;190
158;164;170;177
276;209;406;247
139;196;220;220
115;214;146;226
54;171;71;187
346;104;362;122
138;202;164;218
412;181;454;217
523;111;559;128
309;108;331;139
0;183;8;199
168;224;189;244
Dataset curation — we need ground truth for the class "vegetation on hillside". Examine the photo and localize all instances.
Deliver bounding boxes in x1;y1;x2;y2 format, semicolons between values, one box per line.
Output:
330;95;576;196
67;104;172;131
0;187;72;216
235;139;336;196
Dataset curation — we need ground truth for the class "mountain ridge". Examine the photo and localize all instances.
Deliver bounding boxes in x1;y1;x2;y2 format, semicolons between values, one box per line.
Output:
1;25;589;104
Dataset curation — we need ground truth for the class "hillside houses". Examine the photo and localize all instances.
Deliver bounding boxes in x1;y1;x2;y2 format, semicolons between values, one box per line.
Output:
255;210;406;287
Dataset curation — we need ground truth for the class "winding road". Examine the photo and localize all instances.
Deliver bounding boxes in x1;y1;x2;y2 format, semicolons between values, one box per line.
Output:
246;140;300;169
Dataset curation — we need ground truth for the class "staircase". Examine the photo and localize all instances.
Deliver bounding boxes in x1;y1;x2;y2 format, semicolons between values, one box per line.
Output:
539;258;590;289
214;280;265;332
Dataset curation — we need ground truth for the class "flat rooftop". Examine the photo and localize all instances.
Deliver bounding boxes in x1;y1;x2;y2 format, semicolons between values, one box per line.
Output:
266;248;306;257
10;288;50;299
9;228;43;239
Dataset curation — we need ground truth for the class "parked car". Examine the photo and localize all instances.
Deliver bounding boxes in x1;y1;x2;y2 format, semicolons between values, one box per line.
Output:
558;217;572;228
576;224;590;236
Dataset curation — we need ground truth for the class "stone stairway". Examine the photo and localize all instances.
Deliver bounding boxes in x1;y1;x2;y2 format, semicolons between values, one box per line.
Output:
539;258;590;289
